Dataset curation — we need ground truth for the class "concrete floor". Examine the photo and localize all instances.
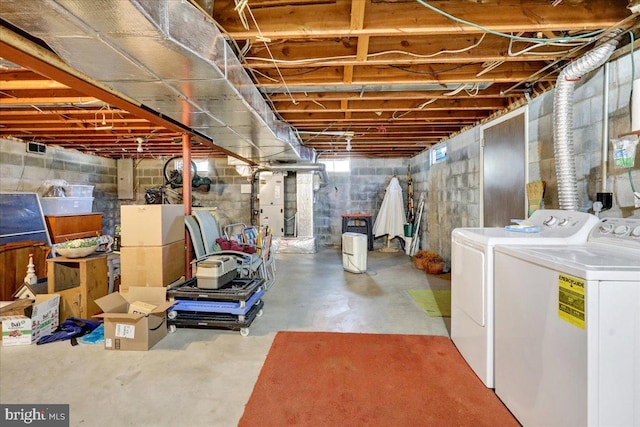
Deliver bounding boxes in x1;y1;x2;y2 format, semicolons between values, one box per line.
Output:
0;247;451;427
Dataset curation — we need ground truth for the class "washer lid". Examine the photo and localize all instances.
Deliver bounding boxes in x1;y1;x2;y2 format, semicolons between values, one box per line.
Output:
452;210;599;246
453;227;589;247
495;244;640;281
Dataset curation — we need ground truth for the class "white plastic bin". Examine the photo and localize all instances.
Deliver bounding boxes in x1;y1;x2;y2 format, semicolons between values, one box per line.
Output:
39;197;94;215
65;185;94;197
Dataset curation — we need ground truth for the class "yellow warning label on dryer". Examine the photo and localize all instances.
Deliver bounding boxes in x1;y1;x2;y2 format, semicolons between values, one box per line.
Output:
558;274;585;329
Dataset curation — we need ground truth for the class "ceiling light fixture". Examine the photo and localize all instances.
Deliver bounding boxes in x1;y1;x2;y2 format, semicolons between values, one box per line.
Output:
94;105;114;130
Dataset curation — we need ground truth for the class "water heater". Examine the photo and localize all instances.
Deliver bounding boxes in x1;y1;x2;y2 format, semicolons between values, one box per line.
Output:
342;232;367;273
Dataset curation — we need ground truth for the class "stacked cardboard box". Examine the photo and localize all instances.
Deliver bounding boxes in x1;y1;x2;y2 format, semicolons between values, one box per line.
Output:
120;205;185;291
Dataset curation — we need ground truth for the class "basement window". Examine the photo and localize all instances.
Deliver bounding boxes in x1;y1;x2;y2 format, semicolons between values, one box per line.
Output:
194;160;209;173
168;158;209;174
430;144;447;165
320;158;351;173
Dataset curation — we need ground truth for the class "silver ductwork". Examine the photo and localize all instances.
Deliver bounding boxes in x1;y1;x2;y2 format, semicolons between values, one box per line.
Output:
553;33;619;210
1;0;313;162
257;163;329;188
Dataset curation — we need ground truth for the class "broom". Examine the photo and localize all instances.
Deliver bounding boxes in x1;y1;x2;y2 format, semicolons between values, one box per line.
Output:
526;181;545;216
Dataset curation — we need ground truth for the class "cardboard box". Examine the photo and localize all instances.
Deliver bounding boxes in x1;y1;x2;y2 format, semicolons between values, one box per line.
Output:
0;299;34;316
0;294;60;345
121;204;185;247
120;240;185;289
1;316;32;345
94;287;173;351
128;301;157;315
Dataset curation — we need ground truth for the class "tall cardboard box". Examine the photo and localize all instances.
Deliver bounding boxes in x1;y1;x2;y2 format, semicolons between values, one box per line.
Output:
94;287;172;351
120;240;185;290
120;204;184;247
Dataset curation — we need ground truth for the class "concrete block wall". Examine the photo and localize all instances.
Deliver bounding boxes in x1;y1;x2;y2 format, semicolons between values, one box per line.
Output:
136;157;411;247
0;138;119;235
528;51;640;216
131;157;253;229
410;50;639;269
314;158;409;248
410;128;481;266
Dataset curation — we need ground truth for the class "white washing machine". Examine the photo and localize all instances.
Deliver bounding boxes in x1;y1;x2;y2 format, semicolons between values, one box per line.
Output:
494;217;640;427
451;209;599;388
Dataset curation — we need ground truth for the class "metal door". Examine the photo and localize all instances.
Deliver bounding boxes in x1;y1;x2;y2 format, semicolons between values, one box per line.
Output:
482;112;526;227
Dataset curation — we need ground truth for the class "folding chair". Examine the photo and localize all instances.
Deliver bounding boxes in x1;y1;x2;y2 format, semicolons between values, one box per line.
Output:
223;221;276;290
189;211;262;279
258;232;276;290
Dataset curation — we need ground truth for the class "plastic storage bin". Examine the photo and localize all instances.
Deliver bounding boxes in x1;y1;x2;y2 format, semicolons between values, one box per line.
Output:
65;185;94;197
40;197;94;215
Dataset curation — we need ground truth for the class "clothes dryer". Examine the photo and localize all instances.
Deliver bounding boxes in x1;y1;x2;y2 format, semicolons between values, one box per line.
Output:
451;209;599;387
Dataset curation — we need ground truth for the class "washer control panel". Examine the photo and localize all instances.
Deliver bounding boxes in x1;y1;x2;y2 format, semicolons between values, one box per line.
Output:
589;217;640;248
527;209;600;239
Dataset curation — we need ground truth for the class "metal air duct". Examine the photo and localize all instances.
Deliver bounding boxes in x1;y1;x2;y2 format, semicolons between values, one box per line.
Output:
0;0;313;162
258;163;329;189
553;32;619;210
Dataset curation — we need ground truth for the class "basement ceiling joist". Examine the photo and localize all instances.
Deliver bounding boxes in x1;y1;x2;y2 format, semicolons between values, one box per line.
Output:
1;0;639;159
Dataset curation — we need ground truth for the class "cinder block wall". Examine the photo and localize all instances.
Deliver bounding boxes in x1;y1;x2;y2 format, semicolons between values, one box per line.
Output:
410;128;481;265
313;158;409;248
131;158;253;229
410;51;640;269
0;144;412;248
0;138;119;235
528;51;640;215
135;157;411;247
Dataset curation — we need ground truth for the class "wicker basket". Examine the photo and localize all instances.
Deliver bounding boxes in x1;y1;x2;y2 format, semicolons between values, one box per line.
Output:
425;260;445;275
413;250;444;272
412;250;428;270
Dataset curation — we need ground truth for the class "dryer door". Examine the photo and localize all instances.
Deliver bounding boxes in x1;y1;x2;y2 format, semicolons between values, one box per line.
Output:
452;235;486;326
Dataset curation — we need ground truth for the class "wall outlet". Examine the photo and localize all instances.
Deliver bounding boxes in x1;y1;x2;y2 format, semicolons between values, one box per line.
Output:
635;195;640;209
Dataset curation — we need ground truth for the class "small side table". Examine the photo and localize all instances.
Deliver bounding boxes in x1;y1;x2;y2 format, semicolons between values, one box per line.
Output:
47;254;108;321
341;214;374;251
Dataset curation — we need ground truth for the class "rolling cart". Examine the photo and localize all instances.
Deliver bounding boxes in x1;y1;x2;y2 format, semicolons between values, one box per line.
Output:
167;277;265;336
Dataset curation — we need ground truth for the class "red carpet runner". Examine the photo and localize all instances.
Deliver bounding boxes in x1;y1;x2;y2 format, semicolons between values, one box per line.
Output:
239;332;518;426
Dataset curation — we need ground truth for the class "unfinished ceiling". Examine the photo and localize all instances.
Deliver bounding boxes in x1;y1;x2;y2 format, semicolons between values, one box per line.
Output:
1;0;639;161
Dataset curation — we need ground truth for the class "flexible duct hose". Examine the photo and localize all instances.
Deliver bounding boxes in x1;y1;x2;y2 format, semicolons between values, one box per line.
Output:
553;32;620;210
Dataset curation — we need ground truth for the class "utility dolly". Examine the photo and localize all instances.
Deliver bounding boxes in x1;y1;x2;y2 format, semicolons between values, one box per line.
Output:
166;277;265;336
